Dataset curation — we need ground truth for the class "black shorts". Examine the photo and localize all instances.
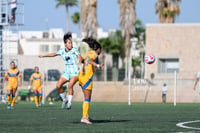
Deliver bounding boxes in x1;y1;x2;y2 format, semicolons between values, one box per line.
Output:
11;8;17;16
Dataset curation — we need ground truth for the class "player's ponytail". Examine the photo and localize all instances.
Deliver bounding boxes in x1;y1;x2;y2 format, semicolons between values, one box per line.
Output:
82;38;94;48
82;38;101;51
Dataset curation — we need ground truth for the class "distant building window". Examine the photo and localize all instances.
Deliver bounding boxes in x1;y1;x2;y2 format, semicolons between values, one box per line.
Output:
158;58;179;73
31;36;37;39
23;68;34;81
48;69;60;81
40;45;49;52
43;32;49;38
52;45;60;52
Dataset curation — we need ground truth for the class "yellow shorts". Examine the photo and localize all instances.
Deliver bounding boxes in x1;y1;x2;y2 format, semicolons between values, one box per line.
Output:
32;86;42;92
7;83;18;91
78;74;93;91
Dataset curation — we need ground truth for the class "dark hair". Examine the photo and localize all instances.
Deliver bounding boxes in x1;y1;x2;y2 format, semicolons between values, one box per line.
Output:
82;38;101;51
63;32;72;43
10;61;15;64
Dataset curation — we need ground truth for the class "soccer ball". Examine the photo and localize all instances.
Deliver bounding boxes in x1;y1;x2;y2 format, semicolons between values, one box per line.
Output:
145;54;155;64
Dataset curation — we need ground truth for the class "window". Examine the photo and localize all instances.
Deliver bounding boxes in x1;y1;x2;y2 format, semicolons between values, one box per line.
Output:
48;69;60;81
52;45;60;52
158;58;179;73
23;68;34;81
43;32;49;38
40;45;49;52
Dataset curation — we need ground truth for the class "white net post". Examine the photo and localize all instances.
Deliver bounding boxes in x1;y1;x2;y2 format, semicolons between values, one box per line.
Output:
128;56;131;105
174;70;177;106
42;71;45;104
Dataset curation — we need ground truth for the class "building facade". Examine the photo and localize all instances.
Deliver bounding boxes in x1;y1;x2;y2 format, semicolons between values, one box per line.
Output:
146;24;200;81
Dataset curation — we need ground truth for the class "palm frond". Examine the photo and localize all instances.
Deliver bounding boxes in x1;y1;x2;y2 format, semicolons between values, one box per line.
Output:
155;0;181;23
55;0;78;8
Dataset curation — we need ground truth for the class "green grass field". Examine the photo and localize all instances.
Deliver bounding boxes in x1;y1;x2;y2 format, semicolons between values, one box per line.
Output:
0;102;200;133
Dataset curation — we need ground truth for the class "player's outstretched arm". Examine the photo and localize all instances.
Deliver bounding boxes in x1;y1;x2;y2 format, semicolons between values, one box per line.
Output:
38;53;57;58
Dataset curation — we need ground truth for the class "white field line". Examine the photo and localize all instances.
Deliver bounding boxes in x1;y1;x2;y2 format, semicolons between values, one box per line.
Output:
176;120;200;130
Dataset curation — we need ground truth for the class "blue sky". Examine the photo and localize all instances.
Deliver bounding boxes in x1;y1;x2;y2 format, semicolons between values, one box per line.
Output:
18;0;200;34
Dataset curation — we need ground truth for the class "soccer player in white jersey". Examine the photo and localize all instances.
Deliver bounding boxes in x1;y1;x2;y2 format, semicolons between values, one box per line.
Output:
38;32;82;109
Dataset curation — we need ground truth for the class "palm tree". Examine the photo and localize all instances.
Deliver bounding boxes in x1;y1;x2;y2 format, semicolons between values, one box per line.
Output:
99;30;125;81
134;19;145;79
55;0;78;32
155;0;181;23
118;0;137;79
71;12;81;37
80;0;98;39
132;57;141;78
119;0;136;57
99;30;125;69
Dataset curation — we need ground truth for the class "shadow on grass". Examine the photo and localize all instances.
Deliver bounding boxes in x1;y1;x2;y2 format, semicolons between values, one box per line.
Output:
92;119;131;123
73;119;131;124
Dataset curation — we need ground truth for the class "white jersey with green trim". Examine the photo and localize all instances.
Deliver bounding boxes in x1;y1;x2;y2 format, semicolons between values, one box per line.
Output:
56;47;80;74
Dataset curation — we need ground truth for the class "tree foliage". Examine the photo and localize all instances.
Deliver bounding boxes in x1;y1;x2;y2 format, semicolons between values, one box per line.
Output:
98;30;125;58
55;0;78;32
56;0;78;8
155;0;181;23
71;12;80;24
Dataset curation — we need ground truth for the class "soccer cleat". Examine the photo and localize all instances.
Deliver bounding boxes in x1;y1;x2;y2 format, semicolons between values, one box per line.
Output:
61;100;68;109
7;105;11;110
81;117;92;125
66;102;72;110
11;106;14;110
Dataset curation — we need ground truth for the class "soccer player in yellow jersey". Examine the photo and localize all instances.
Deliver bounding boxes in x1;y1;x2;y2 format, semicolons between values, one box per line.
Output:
29;66;43;107
79;38;104;124
1;61;22;109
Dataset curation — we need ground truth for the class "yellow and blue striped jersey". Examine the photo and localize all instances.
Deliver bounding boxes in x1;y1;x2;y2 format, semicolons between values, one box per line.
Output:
30;73;42;87
5;68;20;84
80;50;97;78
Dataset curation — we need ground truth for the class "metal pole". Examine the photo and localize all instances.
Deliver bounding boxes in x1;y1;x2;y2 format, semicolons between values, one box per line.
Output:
128;56;131;105
0;25;4;103
104;53;107;81
174;70;177;106
42;71;45;104
0;25;3;87
140;55;143;103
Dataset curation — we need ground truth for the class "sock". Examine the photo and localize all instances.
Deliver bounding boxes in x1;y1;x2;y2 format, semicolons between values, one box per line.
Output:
34;94;38;106
60;93;67;102
68;95;73;104
82;98;90;118
7;94;11;105
11;94;15;107
39;93;43;103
